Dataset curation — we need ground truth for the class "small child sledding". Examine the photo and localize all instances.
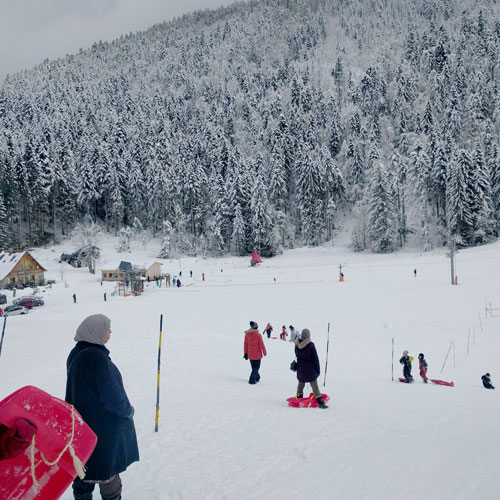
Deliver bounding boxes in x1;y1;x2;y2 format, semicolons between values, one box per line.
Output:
482;373;495;389
399;350;414;383
280;325;287;341
418;353;428;383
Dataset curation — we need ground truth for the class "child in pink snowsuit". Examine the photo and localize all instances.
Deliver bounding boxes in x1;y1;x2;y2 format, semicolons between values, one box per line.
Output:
280;325;287;341
418;353;428;383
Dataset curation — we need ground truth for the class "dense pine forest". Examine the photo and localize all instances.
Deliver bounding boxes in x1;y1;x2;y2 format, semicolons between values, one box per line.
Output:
0;0;499;256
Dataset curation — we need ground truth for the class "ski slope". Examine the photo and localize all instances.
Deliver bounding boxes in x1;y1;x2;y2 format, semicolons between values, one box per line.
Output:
1;236;499;500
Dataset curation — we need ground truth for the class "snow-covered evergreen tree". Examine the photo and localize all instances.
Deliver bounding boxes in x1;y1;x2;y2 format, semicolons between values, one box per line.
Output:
367;163;397;252
0;192;8;249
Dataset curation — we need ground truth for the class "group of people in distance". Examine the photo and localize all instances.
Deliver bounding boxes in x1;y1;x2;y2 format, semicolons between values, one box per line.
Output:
243;321;328;409
260;323;302;343
399;351;428;383
400;349;495;389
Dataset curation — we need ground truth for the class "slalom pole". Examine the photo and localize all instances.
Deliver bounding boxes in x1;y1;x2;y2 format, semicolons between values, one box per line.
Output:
391;338;394;381
154;314;163;432
323;322;330;387
440;341;453;374
0;316;7;359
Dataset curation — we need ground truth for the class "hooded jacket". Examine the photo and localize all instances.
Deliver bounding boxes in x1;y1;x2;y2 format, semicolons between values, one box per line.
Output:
294;338;320;383
65;340;139;480
244;328;267;360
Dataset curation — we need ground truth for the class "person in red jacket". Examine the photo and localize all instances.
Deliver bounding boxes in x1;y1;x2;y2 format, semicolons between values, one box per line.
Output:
243;321;267;384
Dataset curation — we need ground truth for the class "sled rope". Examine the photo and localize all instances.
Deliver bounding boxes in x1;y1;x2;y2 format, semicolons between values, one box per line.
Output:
29;404;86;489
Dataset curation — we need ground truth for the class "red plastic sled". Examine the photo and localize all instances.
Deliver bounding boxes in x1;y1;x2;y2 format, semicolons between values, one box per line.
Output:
430;379;454;387
399;377;454;387
0;386;97;500
287;392;330;408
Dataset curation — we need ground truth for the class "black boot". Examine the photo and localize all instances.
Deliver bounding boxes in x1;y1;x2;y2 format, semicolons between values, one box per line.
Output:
316;396;328;409
296;393;303;398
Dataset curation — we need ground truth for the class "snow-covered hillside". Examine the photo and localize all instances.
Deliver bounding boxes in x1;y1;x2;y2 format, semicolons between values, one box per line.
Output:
1;236;500;499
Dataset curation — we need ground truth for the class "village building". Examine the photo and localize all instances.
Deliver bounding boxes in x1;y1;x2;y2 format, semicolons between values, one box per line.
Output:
0;251;47;288
101;261;146;295
146;262;162;281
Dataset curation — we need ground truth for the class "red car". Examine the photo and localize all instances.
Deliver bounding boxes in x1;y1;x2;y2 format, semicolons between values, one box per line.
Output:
17;298;34;309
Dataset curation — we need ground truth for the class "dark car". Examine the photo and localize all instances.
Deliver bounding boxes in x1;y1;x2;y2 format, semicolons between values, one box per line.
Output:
0;294;6;305
32;297;44;306
2;305;28;316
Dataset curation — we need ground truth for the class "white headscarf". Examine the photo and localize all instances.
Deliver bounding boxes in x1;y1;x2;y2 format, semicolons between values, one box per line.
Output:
74;314;111;345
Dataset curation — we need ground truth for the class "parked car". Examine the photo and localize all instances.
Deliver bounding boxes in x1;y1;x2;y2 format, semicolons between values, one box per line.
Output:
0;294;6;305
1;305;28;316
16;298;34;309
13;296;33;305
13;296;44;307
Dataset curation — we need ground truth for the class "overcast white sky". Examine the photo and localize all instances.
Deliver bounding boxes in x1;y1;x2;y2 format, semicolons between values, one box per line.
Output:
0;0;237;81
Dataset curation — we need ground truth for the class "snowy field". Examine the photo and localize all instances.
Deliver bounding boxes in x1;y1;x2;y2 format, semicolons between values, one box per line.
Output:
1;235;500;500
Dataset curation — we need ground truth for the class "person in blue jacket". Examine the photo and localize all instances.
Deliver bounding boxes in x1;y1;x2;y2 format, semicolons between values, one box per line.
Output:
294;329;328;408
65;314;139;500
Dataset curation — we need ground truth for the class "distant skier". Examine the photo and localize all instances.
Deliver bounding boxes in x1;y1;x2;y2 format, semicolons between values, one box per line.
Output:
414;268;417;277
280;325;287;341
339;272;344;282
202;273;205;281
482;373;495;389
72;293;77;304
190;270;193;278
264;323;273;339
104;293;107;302
243;321;267;384
176;279;182;288
172;277;176;286
289;325;300;342
166;274;171;287
399;351;414;383
418;353;428;383
294;329;328;408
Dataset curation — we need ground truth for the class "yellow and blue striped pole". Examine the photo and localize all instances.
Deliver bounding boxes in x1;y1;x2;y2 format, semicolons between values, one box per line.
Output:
154;314;163;432
323;322;330;387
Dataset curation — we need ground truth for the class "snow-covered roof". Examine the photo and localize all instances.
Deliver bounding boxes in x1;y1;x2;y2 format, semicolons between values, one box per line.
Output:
0;252;24;280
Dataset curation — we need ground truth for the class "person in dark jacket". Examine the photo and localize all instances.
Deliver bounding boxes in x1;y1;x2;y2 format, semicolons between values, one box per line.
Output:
400;350;414;383
294;329;328;408
65;314;139;500
482;373;495;389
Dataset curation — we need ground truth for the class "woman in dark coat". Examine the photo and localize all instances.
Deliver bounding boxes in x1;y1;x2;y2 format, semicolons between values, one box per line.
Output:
66;314;139;500
294;329;328;408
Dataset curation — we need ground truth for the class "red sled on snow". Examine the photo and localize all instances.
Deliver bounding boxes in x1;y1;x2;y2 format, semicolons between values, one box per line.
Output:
0;385;97;500
399;377;454;387
287;393;330;408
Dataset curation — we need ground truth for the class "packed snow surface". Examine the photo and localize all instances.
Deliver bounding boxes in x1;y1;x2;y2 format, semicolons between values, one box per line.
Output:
1;236;500;500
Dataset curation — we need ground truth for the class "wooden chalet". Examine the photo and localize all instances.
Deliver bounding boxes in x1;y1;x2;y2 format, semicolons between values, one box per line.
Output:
0;251;46;288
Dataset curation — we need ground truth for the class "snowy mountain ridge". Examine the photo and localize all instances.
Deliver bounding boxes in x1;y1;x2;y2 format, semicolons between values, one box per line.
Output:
0;0;499;257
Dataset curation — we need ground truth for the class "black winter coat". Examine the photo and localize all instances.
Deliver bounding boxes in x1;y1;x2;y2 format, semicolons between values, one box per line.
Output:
294;339;321;383
65;341;139;480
